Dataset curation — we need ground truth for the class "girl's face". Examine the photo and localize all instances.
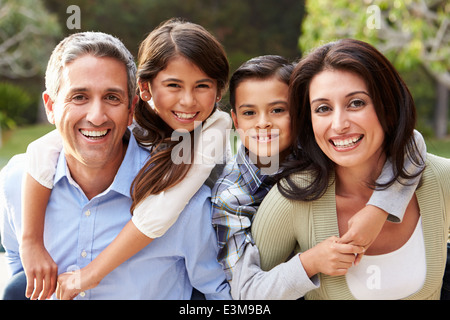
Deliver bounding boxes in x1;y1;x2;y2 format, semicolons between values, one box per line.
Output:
309;69;385;170
140;55;219;132
232;77;292;164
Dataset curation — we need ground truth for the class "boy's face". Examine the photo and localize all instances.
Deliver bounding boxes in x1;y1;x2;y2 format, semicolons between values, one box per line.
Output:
232;77;292;166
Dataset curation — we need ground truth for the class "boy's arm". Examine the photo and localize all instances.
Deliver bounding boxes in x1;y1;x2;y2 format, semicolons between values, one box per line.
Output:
339;130;427;258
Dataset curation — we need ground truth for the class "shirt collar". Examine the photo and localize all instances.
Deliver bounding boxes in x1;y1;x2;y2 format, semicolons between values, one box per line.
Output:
54;130;147;199
235;144;268;194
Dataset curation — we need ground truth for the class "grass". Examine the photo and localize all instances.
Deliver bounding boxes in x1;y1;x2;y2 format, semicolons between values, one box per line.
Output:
0;124;55;168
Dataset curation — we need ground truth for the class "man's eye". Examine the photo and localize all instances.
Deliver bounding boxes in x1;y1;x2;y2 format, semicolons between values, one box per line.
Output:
72;95;87;103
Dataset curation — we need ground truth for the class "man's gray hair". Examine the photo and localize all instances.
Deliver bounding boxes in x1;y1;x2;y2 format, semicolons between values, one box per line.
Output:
45;32;137;108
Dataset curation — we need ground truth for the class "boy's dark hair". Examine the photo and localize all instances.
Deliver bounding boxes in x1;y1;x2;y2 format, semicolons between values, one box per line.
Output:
229;55;295;112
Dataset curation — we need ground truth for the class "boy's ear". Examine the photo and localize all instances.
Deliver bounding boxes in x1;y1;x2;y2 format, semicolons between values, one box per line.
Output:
42;92;56;124
231;109;239;129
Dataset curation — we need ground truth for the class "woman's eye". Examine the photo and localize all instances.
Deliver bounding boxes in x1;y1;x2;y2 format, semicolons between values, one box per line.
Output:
349;99;366;108
314;105;331;113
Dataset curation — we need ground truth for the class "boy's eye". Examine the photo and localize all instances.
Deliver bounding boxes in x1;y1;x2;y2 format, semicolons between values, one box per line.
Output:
242;110;255;116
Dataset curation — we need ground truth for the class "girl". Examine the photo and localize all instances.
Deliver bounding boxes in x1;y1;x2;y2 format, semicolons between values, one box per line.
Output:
20;18;231;300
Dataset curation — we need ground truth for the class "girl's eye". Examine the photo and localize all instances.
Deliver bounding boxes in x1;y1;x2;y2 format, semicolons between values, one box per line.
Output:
167;83;181;88
272;107;286;114
197;83;211;89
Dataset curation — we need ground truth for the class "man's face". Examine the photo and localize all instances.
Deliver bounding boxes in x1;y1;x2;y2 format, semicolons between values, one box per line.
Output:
44;55;135;171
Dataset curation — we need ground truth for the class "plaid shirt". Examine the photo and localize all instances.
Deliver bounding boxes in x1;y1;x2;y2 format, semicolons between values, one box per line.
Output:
212;144;274;280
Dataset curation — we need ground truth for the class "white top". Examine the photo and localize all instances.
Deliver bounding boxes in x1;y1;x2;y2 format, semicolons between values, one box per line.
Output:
346;217;426;300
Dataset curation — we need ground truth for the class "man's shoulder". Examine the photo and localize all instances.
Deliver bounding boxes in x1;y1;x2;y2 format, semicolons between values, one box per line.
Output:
0;154;27;202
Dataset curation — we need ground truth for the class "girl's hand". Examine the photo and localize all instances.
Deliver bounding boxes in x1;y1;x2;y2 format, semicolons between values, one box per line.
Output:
20;241;58;300
56;266;101;300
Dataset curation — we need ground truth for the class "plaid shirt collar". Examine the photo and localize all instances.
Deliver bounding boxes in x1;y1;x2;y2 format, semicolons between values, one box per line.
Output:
235;144;268;195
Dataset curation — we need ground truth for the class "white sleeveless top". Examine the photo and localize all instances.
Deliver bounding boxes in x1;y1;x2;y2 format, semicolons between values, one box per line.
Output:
346;217;426;300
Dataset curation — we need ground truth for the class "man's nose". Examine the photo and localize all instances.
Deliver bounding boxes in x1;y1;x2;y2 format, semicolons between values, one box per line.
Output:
86;99;108;126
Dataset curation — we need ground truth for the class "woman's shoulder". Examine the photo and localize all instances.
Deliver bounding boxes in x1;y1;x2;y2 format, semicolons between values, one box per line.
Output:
425;153;450;178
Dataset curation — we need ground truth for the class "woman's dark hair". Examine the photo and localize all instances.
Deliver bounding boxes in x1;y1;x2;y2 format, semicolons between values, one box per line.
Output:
229;55;295;111
130;18;229;212
277;38;424;201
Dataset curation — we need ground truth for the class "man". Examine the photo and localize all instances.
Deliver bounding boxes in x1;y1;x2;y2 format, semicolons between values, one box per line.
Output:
0;32;230;300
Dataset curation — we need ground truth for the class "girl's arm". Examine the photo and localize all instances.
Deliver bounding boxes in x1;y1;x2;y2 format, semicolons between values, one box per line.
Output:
132;109;231;238
21;129;62;300
56;110;232;299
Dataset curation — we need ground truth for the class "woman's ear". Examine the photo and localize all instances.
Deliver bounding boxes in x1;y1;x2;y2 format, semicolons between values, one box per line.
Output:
138;80;152;101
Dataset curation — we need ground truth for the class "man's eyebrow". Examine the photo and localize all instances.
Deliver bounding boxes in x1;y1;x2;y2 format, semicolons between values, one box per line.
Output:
66;87;126;95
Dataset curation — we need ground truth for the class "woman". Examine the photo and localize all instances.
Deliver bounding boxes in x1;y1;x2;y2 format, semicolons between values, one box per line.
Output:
251;39;450;299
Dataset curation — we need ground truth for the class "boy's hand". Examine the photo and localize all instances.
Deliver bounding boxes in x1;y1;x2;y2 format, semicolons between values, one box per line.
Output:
338;205;388;264
20;241;58;300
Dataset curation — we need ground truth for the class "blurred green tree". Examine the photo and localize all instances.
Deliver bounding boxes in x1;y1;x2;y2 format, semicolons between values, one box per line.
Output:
0;0;61;79
300;0;449;138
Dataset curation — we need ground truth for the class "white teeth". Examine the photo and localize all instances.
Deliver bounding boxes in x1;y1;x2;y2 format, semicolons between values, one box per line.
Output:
174;112;197;119
332;135;362;147
81;129;108;138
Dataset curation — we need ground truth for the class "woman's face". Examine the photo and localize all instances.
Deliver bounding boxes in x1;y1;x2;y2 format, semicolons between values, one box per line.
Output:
140;55;219;132
309;69;385;170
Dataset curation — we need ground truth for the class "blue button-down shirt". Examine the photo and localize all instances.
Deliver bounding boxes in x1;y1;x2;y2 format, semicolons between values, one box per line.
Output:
0;132;230;299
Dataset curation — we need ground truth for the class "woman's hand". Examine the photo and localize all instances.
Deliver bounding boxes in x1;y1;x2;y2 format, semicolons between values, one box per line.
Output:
300;236;364;278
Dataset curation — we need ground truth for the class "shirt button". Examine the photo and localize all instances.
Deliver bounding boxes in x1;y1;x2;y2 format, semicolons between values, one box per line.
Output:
85;210;91;217
79;291;86;298
81;250;87;258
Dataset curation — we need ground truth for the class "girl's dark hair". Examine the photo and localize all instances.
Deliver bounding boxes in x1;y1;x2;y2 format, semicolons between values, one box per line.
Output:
229;55;295;111
130;18;229;212
277;38;424;201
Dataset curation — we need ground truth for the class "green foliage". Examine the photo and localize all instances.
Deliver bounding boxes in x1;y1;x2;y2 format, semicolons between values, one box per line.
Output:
0;0;62;78
0;82;37;129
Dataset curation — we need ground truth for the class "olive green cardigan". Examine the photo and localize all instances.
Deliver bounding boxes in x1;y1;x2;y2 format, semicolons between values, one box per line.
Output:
252;154;450;300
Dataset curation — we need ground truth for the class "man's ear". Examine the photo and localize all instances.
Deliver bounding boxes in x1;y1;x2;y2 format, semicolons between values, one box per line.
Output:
137;79;152;101
128;95;138;126
42;92;56;124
